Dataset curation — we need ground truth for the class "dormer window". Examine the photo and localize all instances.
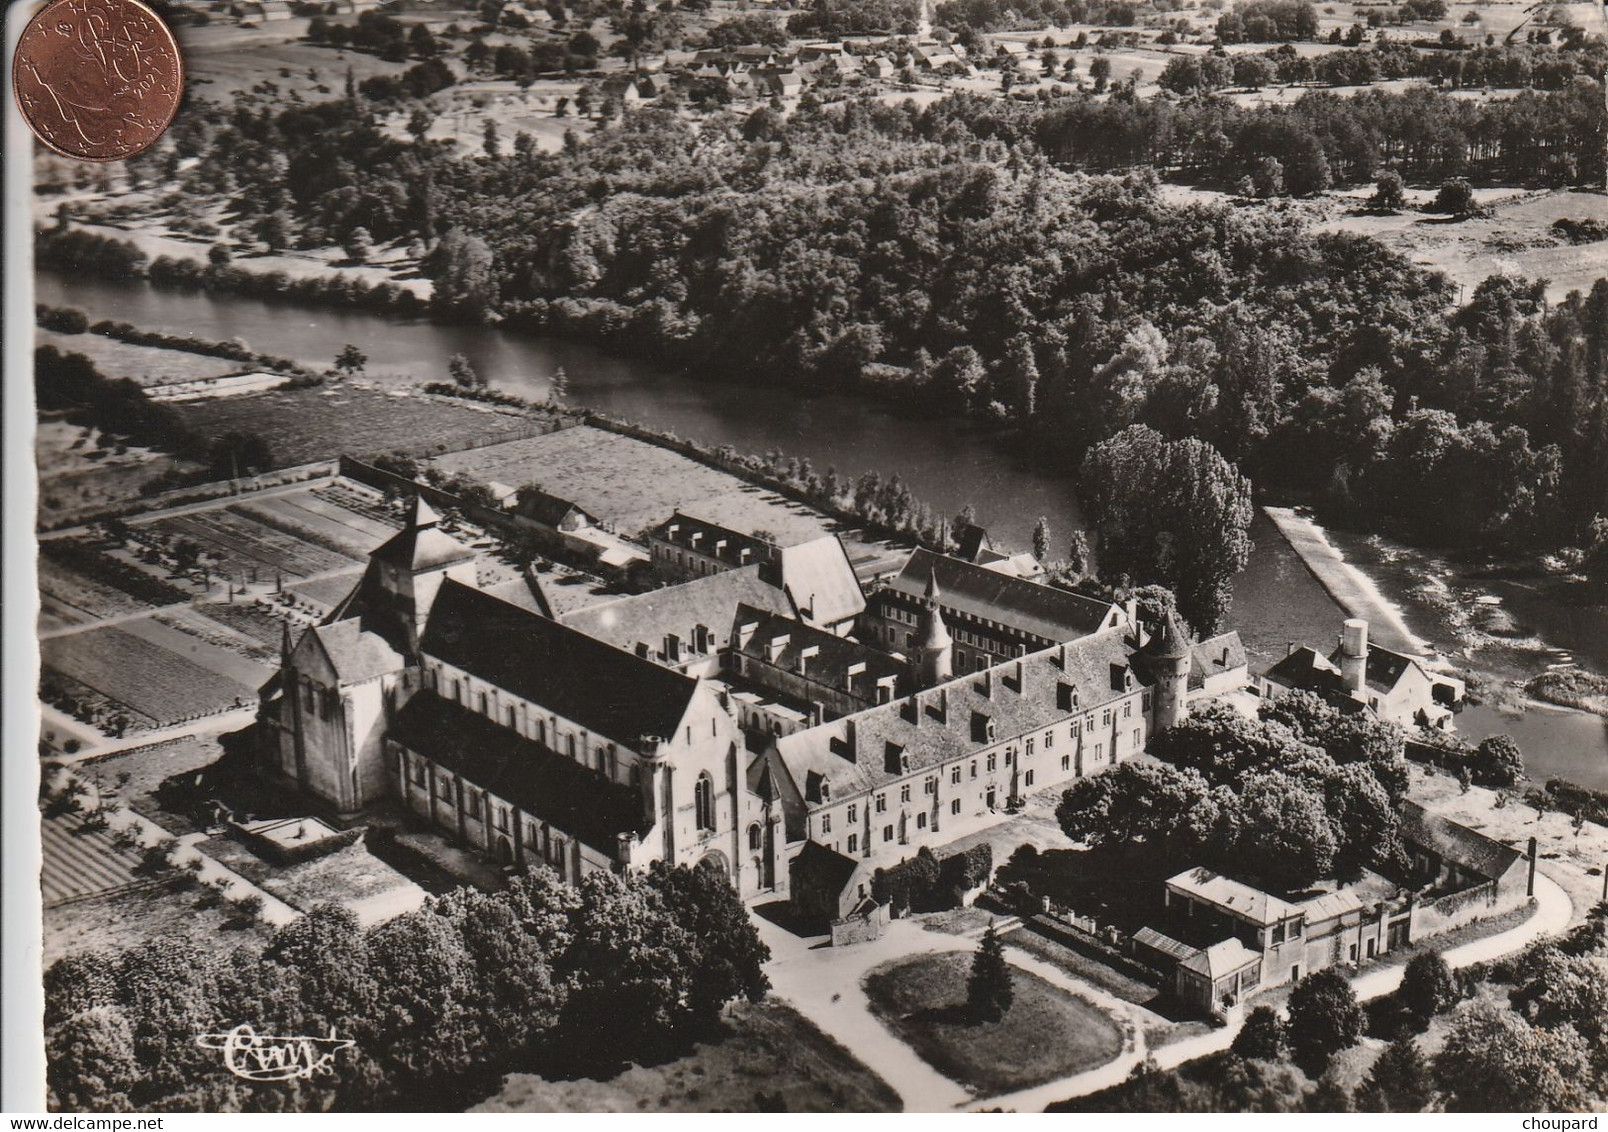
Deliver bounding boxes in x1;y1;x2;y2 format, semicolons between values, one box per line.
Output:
820;781;831;803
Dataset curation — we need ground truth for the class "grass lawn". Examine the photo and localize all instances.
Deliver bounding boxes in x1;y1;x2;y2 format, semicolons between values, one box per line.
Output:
43;874;274;964
863;950;1123;1097
476;998;901;1113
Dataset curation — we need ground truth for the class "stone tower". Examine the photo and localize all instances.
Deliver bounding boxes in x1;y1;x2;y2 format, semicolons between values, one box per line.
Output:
917;566;953;688
1339;618;1370;697
365;494;478;652
1146;611;1192;730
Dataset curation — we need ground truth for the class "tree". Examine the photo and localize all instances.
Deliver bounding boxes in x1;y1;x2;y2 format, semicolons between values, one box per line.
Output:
645;860;770;1026
1371;169;1406;211
1056;760;1220;851
426;228;497;321
1089;55;1112;91
344;225;373;263
1356;1033;1431;1112
47;1007;141;1111
1252;155;1284;198
483;118;501;158
1032;517;1051;562
1285;969;1363;1074
448;353;482;388
1398;950;1457;1027
407;107;434;143
1079;425;1254;633
335;343;367;375
1433;1001;1596;1112
1217;771;1338;891
1065;529;1093;580
1471;734;1523;787
1231;1005;1288;1061
967;922;1013;1023
1434;177;1475;217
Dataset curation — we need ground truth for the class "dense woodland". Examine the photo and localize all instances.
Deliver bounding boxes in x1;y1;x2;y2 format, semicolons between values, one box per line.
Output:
43;862;769;1112
83;75;1608;560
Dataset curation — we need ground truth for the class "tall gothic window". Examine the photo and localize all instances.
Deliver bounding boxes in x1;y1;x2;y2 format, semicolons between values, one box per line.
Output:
694;772;716;832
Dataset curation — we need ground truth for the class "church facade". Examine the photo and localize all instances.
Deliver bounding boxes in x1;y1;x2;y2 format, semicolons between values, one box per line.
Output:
257;498;784;894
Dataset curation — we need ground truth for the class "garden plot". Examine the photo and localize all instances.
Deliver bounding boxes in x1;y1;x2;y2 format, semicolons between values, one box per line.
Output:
231;489;400;559
140;508;358;580
42;623;260;728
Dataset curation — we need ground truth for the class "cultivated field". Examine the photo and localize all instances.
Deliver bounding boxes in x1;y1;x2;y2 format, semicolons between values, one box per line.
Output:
427;424;836;539
173;384;548;467
37;329;247;387
41;622;262;728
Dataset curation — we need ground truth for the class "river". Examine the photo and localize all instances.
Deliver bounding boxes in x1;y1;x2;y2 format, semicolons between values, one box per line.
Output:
35;272;1608;789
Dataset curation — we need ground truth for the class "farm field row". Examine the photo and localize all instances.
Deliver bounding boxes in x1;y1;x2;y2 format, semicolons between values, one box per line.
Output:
140;508;357;580
42;619;267;729
173;385;548;468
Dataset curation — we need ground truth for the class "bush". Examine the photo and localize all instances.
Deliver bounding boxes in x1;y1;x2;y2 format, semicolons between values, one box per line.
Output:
1470;734;1523;787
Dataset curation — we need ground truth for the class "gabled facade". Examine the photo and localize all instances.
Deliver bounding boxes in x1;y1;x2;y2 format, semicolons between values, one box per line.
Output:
1261;618;1465;731
258;495;783;895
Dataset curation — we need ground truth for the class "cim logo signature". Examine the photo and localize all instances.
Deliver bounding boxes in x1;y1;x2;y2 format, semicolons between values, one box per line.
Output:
196;1024;354;1082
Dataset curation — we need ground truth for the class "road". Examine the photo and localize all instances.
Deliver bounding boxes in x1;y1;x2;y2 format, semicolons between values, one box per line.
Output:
756;872;1574;1112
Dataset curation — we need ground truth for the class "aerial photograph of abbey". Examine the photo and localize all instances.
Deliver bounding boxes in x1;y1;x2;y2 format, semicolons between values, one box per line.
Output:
23;0;1608;1111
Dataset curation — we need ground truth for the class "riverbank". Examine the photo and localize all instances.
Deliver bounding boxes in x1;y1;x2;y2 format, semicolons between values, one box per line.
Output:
1265;504;1608;791
1262;506;1426;658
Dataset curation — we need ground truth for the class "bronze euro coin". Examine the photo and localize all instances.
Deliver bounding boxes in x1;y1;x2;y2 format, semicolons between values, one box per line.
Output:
13;0;184;162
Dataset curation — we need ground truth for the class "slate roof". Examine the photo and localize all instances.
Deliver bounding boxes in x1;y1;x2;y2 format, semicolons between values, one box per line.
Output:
309;620;407;684
774;536;866;628
733;603;908;698
390;692;648;855
1297;888;1365;923
790;839;860;897
1263;646;1344;694
420;579;699;749
563;567;793;660
775;626;1147;803
516;487;589;529
1398;799;1524;882
1189;632;1248;690
1133;926;1199;964
1167;867;1295;927
884;548;1121;644
371;496;476;574
1181;938;1261;980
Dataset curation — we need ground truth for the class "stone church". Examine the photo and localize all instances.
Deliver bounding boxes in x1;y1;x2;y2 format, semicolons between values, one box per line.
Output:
257;497;784;894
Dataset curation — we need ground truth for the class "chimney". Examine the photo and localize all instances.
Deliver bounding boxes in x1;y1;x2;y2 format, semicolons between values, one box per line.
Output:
926;686;949;724
979;667;993;699
767;633;790;664
1054;641;1069;671
1339;618;1369;696
737;620;760;650
635;641;652;659
798;644;820;677
1009;657;1025;693
842;718;857;760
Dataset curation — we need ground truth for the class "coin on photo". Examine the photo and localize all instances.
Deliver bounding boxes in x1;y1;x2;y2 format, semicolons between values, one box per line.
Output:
12;0;183;161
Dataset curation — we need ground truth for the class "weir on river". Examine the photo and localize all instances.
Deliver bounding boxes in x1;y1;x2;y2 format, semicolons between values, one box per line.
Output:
34;270;1608;789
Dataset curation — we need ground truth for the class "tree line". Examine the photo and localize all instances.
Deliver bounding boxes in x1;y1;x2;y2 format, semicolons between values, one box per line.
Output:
45;862;769;1112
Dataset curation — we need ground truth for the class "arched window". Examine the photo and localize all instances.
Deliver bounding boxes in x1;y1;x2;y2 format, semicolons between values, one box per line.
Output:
748;822;763;851
694;772;716;832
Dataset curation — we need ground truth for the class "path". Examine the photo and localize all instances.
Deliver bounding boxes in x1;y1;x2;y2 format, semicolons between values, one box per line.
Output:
757;871;1573;1112
45;705;257;766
